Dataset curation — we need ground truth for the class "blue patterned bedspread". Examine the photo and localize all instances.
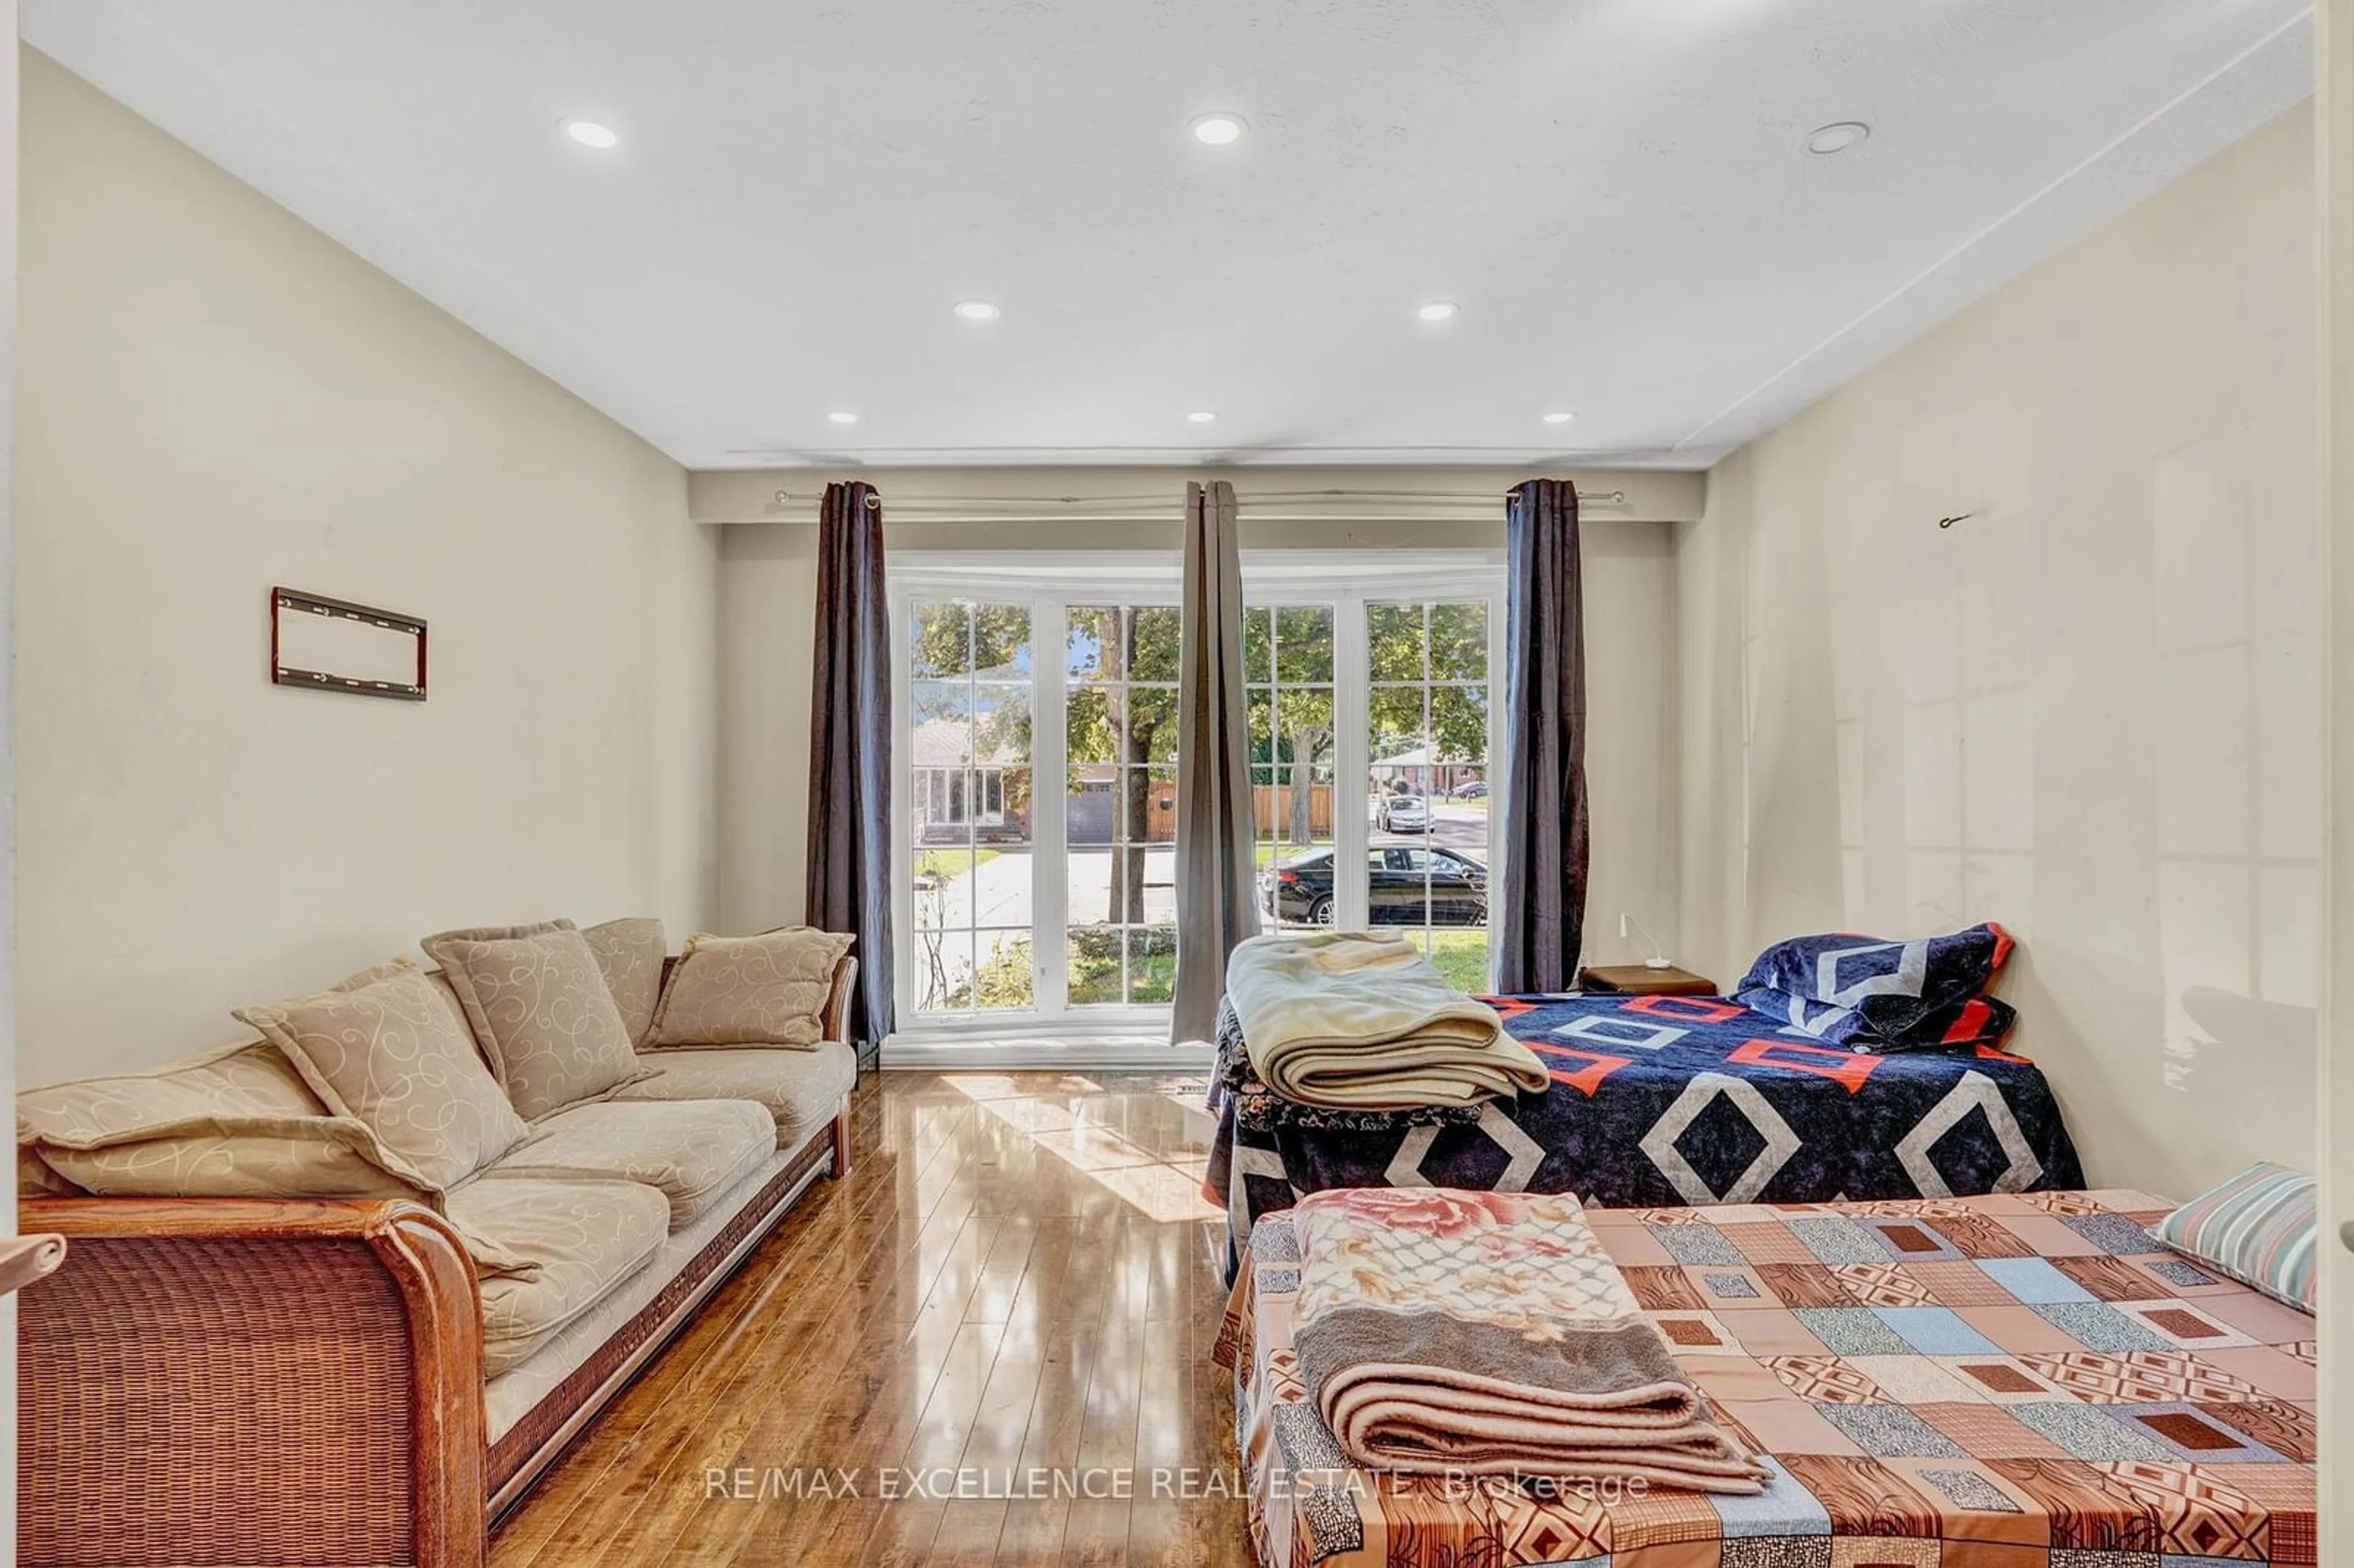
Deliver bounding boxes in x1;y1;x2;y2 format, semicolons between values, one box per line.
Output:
1207;991;2083;1265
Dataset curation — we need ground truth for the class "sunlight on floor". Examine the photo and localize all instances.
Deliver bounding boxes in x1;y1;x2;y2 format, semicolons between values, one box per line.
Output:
940;1073;1223;1223
1087;1160;1225;1223
1030;1124;1157;1171
935;1073;1107;1100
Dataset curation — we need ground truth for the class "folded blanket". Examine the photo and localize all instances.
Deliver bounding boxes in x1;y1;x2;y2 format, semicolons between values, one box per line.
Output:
1214;998;1483;1134
1312;935;1419;972
1226;934;1546;1111
1290;1187;1767;1493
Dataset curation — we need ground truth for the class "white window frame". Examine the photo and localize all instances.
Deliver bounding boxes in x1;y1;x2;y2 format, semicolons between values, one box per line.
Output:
1245;554;1507;962
888;548;1505;1047
892;555;1181;1040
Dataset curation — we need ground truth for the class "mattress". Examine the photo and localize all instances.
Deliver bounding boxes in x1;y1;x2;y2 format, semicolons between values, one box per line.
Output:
1209;992;2085;1266
1216;1190;2316;1567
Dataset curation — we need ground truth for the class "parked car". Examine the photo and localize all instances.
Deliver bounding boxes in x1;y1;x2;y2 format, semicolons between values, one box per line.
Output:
1450;780;1488;799
1259;846;1488;926
1375;793;1430;832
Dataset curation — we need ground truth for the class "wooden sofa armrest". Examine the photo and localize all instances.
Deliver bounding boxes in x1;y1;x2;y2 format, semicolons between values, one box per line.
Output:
19;1196;487;1568
822;953;860;1046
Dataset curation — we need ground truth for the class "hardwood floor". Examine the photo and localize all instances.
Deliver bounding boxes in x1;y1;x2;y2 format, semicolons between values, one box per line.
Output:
490;1070;1252;1567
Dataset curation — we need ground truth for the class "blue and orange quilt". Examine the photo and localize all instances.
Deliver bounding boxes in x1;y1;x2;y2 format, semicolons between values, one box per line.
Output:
1208;991;2084;1265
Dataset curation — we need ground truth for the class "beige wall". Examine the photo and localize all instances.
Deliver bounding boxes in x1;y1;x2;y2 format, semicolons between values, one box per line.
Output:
715;503;1683;975
1682;105;2320;1200
19;50;720;1080
718;521;821;936
2318;0;2352;1532
1571;520;1682;969
1;4;18;1540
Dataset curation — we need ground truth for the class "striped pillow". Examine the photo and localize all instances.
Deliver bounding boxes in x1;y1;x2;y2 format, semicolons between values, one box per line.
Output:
2154;1162;2317;1314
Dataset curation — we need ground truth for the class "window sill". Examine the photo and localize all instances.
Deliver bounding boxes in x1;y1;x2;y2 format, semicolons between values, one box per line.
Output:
881;1019;1214;1071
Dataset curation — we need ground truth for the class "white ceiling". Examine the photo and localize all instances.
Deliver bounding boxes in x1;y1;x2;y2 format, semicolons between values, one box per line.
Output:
24;1;2314;471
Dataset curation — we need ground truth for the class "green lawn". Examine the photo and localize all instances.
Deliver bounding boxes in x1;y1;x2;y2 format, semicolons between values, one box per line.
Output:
943;922;1484;1008
1067;926;1178;1006
1070;951;1178;1006
1255;838;1333;869
944;932;1033;1009
1423;929;1494;994
912;846;1002;885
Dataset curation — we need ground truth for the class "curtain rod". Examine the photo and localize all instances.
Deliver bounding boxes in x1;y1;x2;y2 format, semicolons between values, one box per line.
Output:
768;486;1629;511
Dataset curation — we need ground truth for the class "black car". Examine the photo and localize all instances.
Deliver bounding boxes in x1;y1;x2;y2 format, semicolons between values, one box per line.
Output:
1259;846;1488;926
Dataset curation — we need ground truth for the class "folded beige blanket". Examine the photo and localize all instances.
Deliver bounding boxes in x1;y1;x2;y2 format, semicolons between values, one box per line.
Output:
1289;1188;1767;1493
1311;935;1418;972
1225;933;1545;1111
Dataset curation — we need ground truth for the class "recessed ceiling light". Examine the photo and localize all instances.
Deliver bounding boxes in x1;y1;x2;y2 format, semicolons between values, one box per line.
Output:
563;120;619;150
954;299;1001;322
1542;411;1577;425
1804;121;1870;156
828;411;859;425
1190;113;1246;147
1417;301;1459;323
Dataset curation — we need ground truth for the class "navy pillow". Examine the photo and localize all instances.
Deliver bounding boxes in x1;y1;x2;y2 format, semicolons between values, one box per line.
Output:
1736;983;2017;1054
1735;923;2016;1053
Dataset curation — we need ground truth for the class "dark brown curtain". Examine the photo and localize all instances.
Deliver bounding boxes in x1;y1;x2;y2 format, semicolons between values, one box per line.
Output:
804;481;894;1049
1171;479;1259;1043
1496;479;1590;992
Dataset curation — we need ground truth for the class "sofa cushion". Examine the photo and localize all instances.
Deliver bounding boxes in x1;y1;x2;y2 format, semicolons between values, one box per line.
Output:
487;1098;774;1228
237;964;528;1193
582;918;668;1048
441;1175;671;1376
647;928;855;1049
422;920;653;1121
17;1039;426;1200
617;1042;856;1149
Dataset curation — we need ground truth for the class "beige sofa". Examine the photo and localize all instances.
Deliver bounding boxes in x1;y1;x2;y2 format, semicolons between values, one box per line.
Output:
15;923;859;1568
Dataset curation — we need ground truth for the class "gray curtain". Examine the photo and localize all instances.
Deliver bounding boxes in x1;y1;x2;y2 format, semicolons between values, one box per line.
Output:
804;481;895;1051
1496;478;1591;993
1171;479;1259;1043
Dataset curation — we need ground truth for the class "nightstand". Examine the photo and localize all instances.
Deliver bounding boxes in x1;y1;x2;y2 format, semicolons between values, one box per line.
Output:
1577;964;1718;997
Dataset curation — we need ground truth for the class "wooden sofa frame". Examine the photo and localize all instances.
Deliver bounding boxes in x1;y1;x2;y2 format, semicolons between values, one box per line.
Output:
18;957;861;1568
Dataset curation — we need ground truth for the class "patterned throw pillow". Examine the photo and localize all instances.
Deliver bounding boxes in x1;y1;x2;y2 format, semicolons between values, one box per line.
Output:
647;928;855;1049
237;962;528;1192
582;917;667;1047
421;920;653;1122
2154;1161;2317;1314
1735;923;2016;1053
